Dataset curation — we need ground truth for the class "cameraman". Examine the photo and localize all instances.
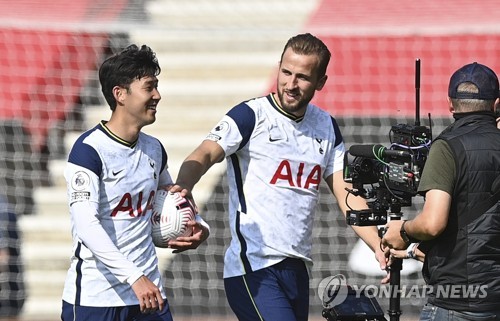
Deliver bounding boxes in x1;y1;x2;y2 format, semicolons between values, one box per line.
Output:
382;62;500;320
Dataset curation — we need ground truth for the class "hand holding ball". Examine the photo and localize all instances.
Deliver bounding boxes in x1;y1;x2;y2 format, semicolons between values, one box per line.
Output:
151;190;195;248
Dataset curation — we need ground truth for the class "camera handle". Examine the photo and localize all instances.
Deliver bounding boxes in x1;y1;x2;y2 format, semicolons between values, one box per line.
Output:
387;213;403;321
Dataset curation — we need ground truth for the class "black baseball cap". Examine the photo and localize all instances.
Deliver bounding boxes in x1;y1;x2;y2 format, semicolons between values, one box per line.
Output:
448;62;499;100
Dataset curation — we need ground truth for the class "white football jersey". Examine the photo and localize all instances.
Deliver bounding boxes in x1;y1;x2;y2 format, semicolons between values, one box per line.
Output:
206;94;345;278
62;122;173;307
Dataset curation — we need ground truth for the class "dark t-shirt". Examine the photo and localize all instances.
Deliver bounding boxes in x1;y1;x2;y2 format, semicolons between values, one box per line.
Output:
417;140;455;196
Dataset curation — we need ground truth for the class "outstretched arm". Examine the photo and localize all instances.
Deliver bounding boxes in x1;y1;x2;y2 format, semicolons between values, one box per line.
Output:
167;140;225;252
328;171;388;277
170;140;225;196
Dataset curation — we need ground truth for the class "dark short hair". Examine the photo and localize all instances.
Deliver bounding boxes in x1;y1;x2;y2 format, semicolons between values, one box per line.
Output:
450;82;495;112
99;44;161;110
280;33;331;79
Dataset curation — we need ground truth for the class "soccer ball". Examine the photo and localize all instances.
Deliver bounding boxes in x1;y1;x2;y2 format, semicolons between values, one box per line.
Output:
151;190;195;248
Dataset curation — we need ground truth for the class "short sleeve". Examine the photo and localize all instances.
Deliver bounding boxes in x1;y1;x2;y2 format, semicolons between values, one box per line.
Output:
417;139;456;195
206;103;255;156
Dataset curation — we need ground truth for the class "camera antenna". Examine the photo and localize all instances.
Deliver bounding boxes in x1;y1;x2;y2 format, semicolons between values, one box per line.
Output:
415;58;421;126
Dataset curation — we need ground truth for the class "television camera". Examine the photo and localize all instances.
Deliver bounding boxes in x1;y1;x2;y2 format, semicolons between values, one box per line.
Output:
343;123;431;226
343;59;432;227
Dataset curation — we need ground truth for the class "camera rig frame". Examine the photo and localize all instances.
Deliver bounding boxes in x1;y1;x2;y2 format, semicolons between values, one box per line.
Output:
328;59;431;321
343;122;431;226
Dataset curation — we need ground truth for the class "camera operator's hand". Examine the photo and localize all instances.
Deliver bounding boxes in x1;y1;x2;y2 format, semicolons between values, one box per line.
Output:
374;245;391;284
381;220;408;250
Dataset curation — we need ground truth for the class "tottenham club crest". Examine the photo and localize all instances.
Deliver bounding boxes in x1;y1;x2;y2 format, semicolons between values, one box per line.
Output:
149;158;157;179
315;137;325;154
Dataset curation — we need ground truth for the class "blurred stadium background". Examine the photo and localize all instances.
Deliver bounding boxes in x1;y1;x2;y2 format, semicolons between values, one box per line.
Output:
1;0;500;320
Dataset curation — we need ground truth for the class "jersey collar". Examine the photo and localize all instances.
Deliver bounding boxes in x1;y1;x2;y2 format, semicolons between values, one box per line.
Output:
99;121;138;148
267;93;305;123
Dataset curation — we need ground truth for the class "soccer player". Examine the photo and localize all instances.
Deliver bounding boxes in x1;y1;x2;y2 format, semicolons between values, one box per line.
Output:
61;44;209;321
169;33;386;321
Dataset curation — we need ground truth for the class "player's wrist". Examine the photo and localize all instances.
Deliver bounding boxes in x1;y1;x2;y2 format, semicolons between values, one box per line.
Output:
126;271;145;286
195;214;210;233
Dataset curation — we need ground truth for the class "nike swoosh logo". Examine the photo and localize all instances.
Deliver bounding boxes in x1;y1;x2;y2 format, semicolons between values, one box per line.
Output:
112;169;124;176
269;137;280;142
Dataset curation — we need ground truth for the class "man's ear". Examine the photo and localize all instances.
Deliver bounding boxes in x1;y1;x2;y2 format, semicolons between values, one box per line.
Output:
447;96;455;113
493;98;499;112
113;86;125;104
316;75;328;91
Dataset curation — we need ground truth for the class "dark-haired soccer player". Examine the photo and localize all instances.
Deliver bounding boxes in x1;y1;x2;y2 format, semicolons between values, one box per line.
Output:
61;44;209;321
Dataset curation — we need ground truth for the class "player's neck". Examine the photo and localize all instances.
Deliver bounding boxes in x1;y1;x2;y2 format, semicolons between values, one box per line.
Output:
105;118;141;143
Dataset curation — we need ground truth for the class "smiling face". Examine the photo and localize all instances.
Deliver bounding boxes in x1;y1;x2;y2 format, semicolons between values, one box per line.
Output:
116;75;161;128
275;48;327;117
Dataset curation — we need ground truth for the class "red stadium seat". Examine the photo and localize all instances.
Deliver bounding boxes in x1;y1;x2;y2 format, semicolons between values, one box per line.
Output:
0;0;127;152
286;0;500;118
